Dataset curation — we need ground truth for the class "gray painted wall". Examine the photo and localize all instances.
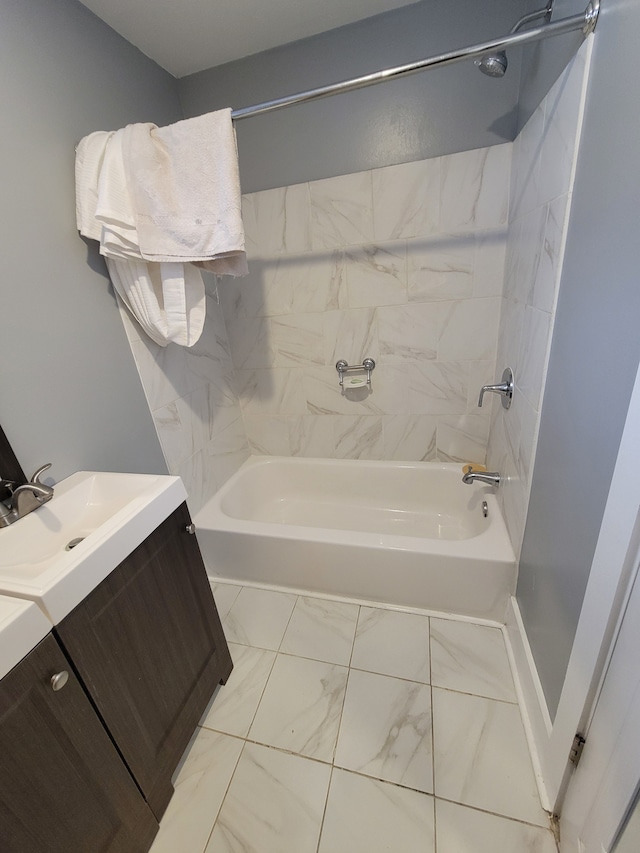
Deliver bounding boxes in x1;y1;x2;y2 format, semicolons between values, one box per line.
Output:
0;0;183;480
179;0;531;193
516;0;640;718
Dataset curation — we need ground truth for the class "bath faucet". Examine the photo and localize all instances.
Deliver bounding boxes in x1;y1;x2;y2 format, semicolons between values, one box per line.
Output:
478;367;514;410
0;463;54;527
462;467;501;487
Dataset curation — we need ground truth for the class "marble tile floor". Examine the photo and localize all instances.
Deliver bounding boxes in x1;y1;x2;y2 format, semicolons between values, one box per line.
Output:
149;582;558;853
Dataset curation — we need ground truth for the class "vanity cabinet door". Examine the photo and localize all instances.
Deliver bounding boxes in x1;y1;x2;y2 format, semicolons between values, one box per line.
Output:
56;501;233;820
0;633;158;853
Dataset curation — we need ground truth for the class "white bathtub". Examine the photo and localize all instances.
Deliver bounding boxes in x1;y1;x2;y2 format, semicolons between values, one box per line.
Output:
194;456;516;621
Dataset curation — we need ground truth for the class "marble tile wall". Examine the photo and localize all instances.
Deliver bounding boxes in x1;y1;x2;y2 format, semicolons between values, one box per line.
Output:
120;41;588;529
487;40;592;557
117;284;250;515
220;144;512;464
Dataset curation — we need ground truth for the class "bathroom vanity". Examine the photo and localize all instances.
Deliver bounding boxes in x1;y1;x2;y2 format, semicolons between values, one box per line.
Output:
0;496;232;852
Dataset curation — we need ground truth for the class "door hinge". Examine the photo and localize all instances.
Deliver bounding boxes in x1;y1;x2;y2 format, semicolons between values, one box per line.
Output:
569;733;586;766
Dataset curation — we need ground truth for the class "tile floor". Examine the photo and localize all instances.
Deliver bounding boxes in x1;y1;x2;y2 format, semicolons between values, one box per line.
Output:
149;583;558;853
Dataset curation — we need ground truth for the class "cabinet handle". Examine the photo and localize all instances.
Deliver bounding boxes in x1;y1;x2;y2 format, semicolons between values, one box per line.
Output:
50;671;69;692
185;523;196;534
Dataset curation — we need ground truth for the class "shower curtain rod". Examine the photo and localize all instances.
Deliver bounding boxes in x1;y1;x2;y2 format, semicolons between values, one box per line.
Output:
231;0;598;121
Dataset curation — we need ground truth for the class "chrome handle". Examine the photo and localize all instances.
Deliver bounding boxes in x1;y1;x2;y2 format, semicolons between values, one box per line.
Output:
31;463;52;485
478;367;514;410
186;523;196;534
50;671;69;692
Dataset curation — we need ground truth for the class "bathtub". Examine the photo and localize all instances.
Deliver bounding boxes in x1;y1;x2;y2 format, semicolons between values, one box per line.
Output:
194;456;516;621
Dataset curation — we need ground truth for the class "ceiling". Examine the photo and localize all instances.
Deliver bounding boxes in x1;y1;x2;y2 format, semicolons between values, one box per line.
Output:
77;0;422;78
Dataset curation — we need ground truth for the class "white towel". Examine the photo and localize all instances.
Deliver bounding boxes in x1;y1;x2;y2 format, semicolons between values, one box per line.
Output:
122;110;247;275
75;108;246;348
95;129;141;261
106;258;206;348
75;130;114;241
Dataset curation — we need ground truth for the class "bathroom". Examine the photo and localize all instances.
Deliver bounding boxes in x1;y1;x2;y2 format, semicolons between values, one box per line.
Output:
1;0;640;849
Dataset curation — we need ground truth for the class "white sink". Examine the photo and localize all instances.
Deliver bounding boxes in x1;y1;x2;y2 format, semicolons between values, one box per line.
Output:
0;471;187;624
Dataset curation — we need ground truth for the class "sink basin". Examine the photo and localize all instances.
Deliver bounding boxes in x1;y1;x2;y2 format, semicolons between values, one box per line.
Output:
0;471;187;624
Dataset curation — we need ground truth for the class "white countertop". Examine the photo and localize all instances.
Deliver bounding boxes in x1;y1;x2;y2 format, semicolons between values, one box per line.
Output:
0;595;52;680
0;471;187;625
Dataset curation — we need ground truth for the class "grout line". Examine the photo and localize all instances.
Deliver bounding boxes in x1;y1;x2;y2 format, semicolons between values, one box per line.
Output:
197;731;246;853
429;614;438;853
331;665;350;767
276;592;300;653
210;586;545;849
330;761;434;798
347;604;360;669
314;764;335;853
434;794;554;833
242;646;280;739
431;682;520;706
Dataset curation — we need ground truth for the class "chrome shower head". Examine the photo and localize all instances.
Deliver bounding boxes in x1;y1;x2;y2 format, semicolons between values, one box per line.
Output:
475;2;553;79
475;51;508;78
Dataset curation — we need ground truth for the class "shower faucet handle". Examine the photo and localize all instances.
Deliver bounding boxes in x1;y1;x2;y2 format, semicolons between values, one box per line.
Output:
478;368;514;410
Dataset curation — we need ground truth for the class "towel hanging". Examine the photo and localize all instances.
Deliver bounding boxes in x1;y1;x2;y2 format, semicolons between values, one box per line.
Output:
75;108;246;347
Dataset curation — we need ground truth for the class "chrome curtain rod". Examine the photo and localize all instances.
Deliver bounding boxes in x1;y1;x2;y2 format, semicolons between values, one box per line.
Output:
231;0;598;121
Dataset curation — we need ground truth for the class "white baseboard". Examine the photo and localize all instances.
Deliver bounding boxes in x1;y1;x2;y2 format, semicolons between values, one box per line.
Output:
503;595;554;813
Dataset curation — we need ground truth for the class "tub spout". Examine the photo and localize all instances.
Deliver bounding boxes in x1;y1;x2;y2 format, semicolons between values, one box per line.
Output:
462;467;501;486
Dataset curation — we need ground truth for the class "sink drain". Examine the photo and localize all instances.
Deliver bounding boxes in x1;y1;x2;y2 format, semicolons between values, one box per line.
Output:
65;537;85;551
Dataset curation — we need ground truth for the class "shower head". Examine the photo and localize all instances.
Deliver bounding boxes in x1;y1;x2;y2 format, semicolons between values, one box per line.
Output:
475;51;508;77
475;1;553;78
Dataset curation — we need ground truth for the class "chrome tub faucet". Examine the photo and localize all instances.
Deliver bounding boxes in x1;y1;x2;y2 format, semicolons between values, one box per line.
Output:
462;466;501;487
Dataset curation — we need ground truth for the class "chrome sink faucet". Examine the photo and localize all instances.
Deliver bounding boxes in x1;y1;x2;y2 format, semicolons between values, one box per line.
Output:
462;467;501;487
0;463;54;527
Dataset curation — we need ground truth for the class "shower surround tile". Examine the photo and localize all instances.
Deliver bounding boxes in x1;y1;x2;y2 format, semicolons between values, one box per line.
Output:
488;39;592;557
120;37;589;562
382;414;438;461
123;282;249;515
232;144;511;466
408;362;468;416
372;157;440;241
332;415;384;459
244;414;292;455
407;236;475;302
440;144;511;234
436;413;491;464
437;297;501;362
310;172;374;249
242;182;312;256
345;242;407;308
271;313;325;367
378;303;440;362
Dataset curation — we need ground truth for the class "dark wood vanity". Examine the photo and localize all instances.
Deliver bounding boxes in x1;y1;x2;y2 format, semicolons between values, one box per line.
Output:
0;500;233;852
